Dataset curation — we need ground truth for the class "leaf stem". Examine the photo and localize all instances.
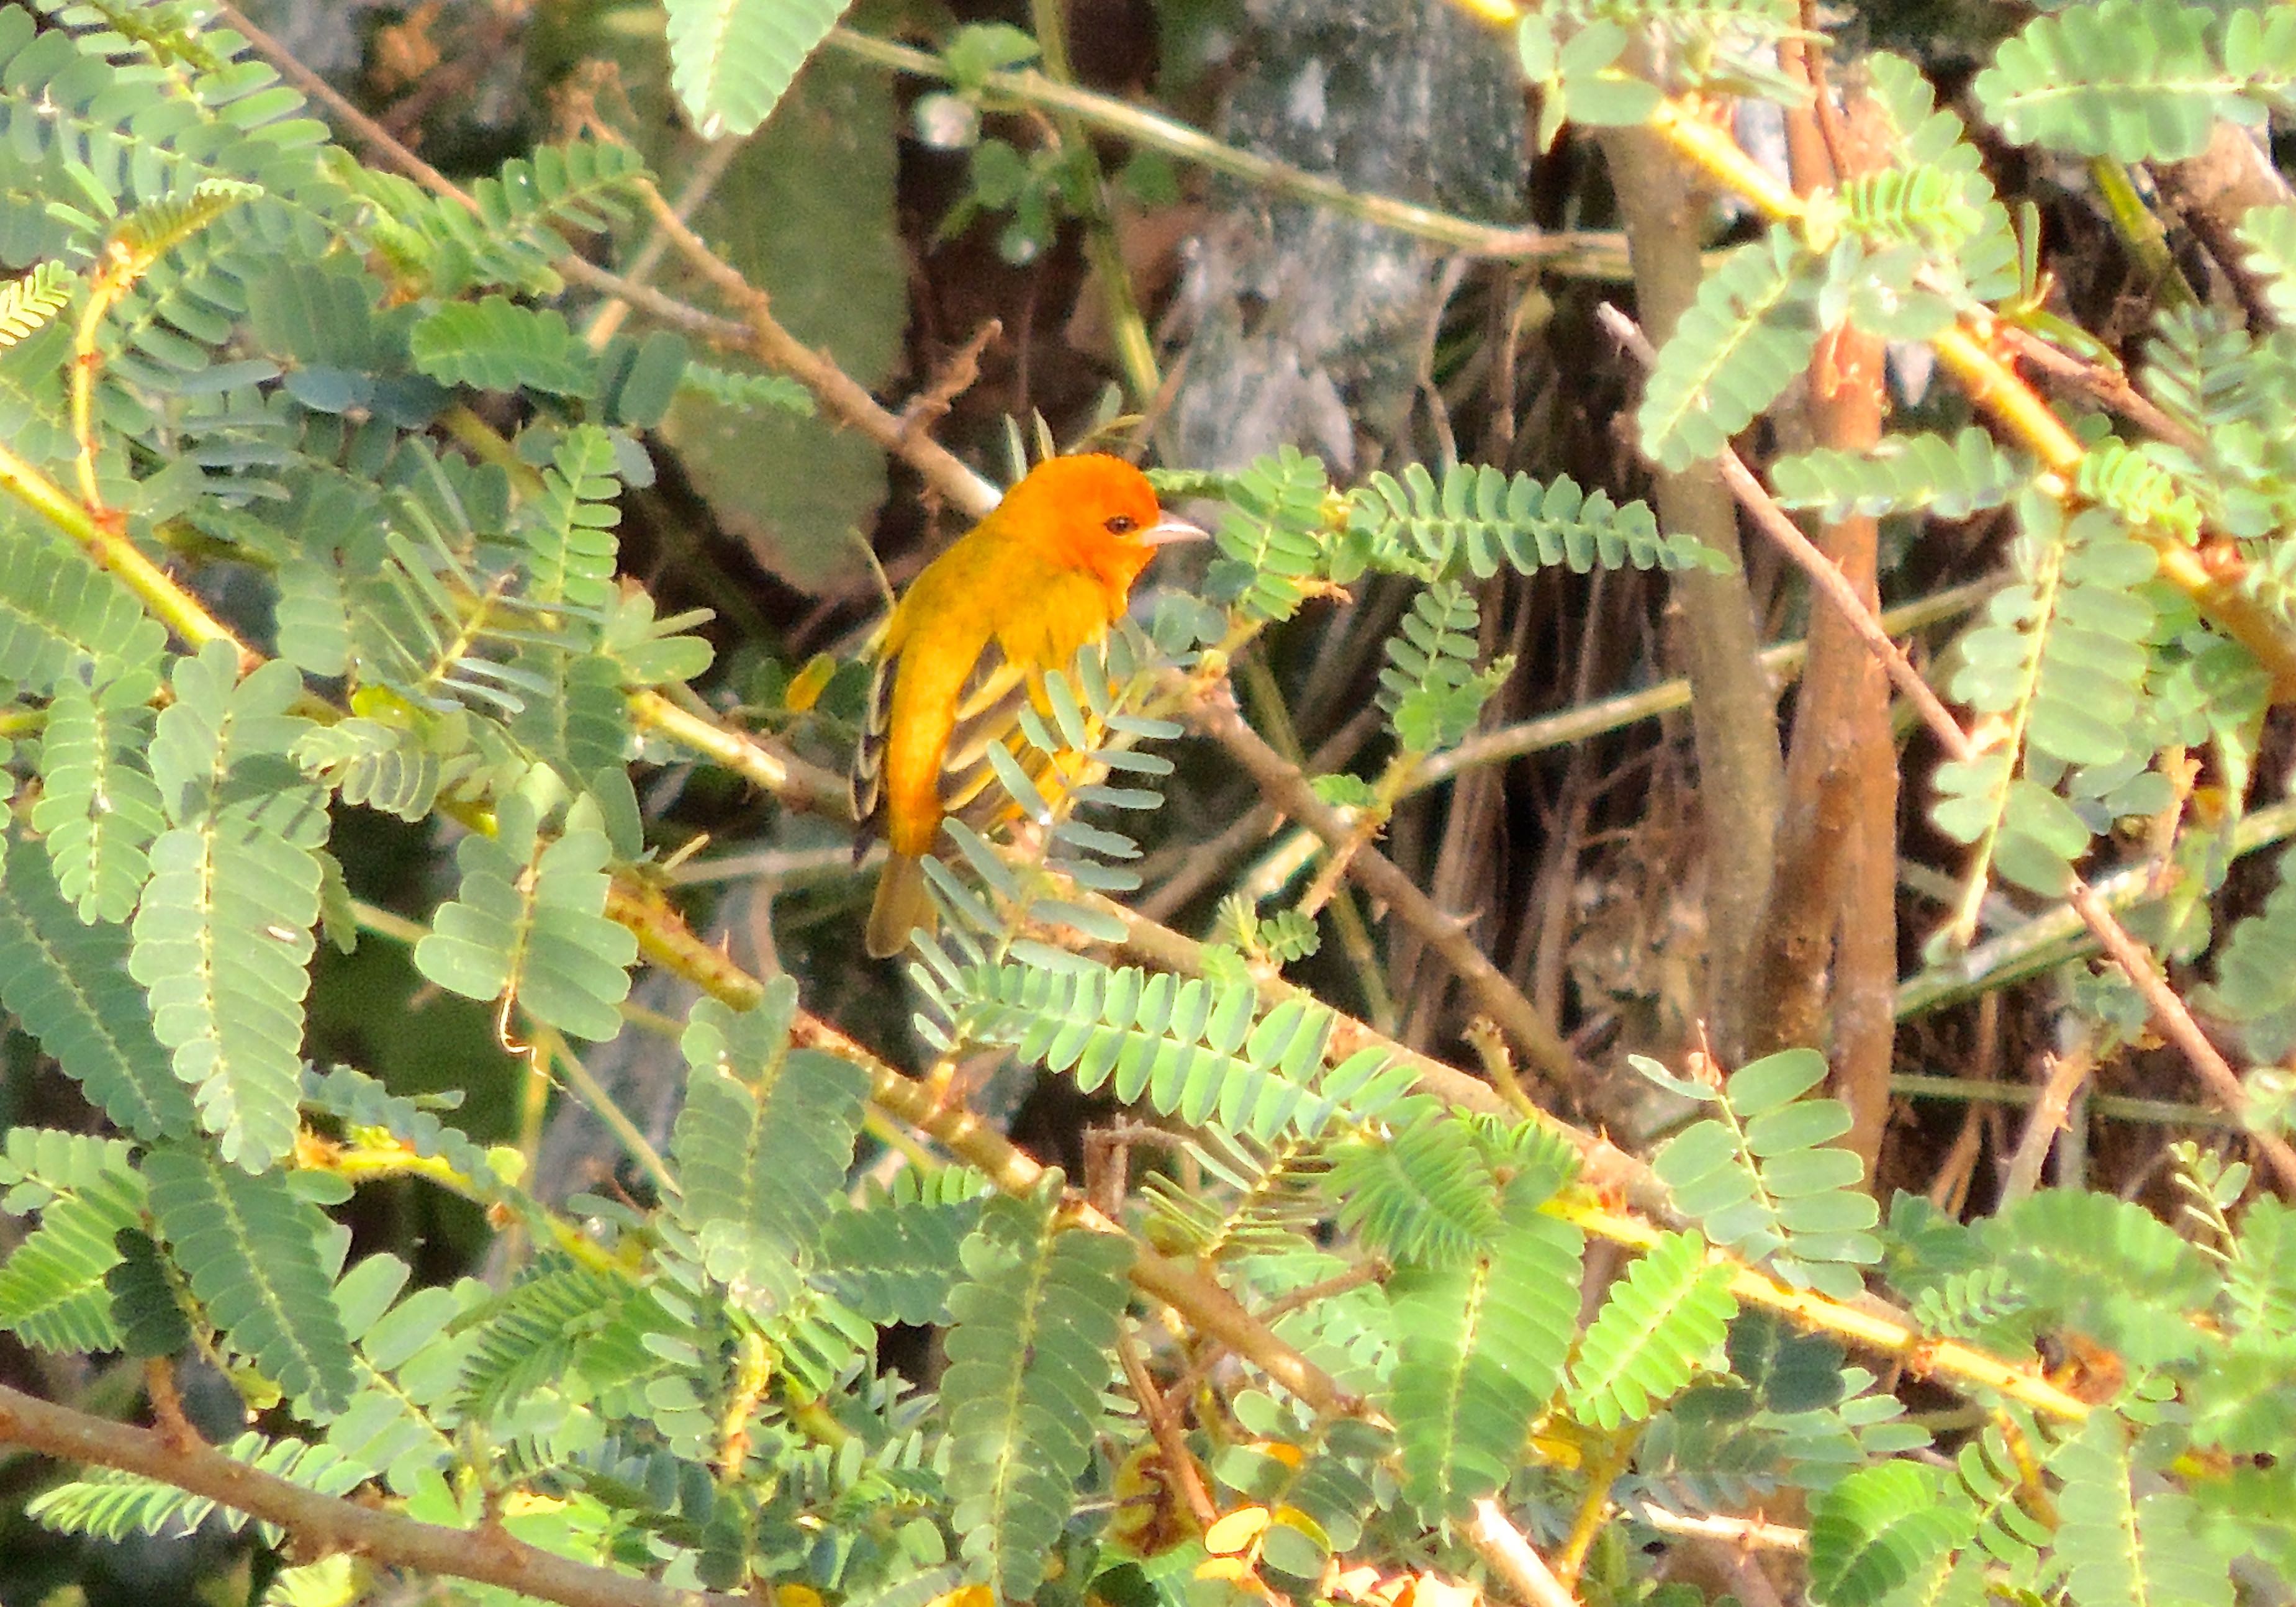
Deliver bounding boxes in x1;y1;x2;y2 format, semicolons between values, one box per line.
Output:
1024;0;1162;403
1552;1198;2094;1421
828;29;1631;269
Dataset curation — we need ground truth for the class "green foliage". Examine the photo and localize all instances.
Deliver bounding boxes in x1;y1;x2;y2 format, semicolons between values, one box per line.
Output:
411;296;595;397
1388;1205;1583;1518
1986;1189;2217;1368
819;1170;991;1325
130;646;325;1172
938;960;1421;1142
664;0;851;139
0;1129;145;1352
0;835;195;1138
0;532;166;694
414;788;639;1042
1352;460;1721;581
1637;225;1822;472
29;663;166;922
1329;1115;1502;1267
1640;1049;1882;1298
1806;1462;1971;1607
1378;582;1515;756
28;1431;366;1542
143;1141;358;1414
361;142;646;300
0;259;73;348
1200;446;1339;622
2200;844;2296;1057
672;983;872;1295
2056;1413;2231;1607
1933;494;2161;899
521;425;623;613
942;1190;1131;1601
1769;428;2030;524
1567;1229;1737;1430
1973;0;2296;163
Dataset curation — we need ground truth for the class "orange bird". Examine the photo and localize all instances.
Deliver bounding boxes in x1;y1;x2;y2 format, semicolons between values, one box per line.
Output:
853;454;1206;958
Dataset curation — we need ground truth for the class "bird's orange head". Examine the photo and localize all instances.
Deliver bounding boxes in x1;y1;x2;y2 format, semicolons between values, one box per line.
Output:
994;453;1206;592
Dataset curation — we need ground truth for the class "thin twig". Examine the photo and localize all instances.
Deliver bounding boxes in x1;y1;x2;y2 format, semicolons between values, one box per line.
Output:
827;30;1630;271
2000;1037;2095;1205
2066;877;2296;1193
1597;303;1974;766
1468;1500;1583;1607
1116;1334;1219;1531
1178;677;1576;1082
1623;1503;1808;1552
0;1381;748;1607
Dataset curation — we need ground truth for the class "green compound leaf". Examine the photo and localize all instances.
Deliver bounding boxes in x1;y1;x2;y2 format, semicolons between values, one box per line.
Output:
818;1171;991;1326
1637;225;1822;473
508;650;631;784
1377;582;1516;757
665;0;852;139
414;790;638;1041
1201;446;1336;622
1567;1228;1737;1431
291;717;455;823
409;295;594;396
2056;1413;2231;1607
0;1129;147;1354
2239;203;2296;330
1937;495;2159;898
27;1431;367;1544
672;983;871;1293
1986;1189;2217;1367
0;838;194;1139
520;423;622;613
2195;840;2296;1056
129;647;325;1174
107;1228;194;1360
943;1191;1132;1603
0;260;74;350
1647;1049;1881;1298
29;664;166;923
1388;1208;1583;1519
1329;1115;1500;1269
948;961;1421;1142
1973;0;2272;164
0;531;168;695
144;1142;358;1415
361;142;647;301
1806;1461;1974;1607
1769;428;2031;524
1352;461;1720;582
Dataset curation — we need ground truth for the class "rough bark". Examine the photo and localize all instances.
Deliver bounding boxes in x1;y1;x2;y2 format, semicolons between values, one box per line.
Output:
1596;119;1784;1061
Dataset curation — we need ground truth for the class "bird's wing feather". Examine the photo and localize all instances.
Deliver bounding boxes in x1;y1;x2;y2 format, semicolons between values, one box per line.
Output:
939;638;1033;818
851;643;897;854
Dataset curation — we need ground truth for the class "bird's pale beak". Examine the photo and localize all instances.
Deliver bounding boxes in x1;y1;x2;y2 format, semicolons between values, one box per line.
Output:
1140;514;1209;546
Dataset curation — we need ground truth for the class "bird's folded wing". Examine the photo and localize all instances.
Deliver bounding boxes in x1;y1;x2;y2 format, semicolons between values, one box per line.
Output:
939;640;1034;818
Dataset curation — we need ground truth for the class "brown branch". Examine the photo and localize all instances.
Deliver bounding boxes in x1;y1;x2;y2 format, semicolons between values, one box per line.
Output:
2000;1037;2096;1205
0;1382;746;1607
623;176;1000;519
1177;677;1576;1084
1116;1334;1219;1531
1599;304;1977;766
1468;1500;1583;1607
1595;102;1783;1060
2065;879;2296;1193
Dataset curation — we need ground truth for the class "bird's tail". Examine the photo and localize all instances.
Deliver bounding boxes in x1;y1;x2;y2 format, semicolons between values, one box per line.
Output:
866;852;937;959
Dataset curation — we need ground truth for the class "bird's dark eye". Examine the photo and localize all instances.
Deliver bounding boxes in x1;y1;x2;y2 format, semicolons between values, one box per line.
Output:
1104;514;1138;535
